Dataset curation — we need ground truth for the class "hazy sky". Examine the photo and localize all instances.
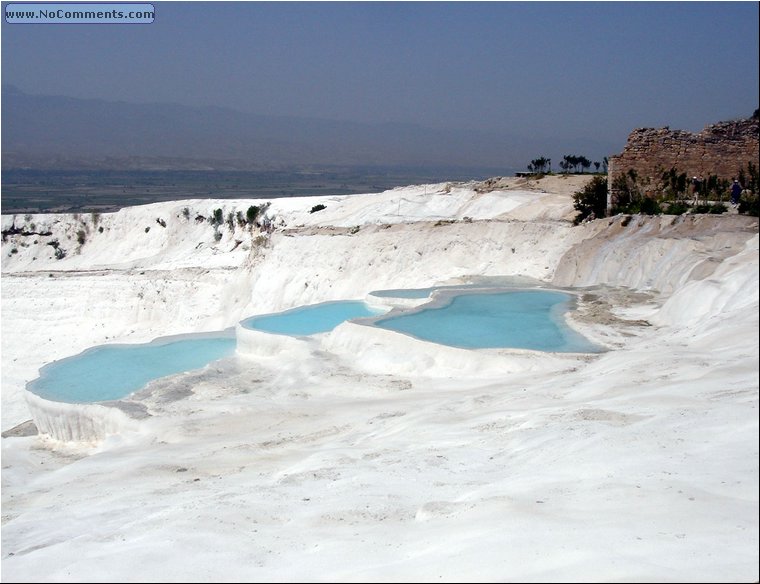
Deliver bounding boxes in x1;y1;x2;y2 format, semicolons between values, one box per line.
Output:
2;1;758;147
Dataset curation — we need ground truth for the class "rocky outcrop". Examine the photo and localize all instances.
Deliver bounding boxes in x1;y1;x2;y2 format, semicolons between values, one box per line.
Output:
608;117;759;208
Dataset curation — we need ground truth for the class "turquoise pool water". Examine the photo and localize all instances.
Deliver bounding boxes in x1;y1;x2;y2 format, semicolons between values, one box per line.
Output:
375;290;600;352
29;335;236;403
241;300;386;336
30;290;597;405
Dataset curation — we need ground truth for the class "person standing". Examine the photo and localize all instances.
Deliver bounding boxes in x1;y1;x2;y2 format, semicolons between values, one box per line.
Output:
691;176;703;203
730;179;743;206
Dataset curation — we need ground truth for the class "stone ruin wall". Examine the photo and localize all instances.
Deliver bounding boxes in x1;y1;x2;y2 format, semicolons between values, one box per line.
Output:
607;117;759;208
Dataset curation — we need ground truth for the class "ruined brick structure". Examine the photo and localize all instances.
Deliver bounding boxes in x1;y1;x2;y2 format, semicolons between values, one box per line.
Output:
607;117;759;210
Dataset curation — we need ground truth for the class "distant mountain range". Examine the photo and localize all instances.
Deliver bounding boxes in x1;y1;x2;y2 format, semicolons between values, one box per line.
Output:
2;85;615;172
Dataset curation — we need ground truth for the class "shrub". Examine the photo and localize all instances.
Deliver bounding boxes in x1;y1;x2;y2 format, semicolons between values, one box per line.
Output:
76;230;86;245
738;193;759;216
691;204;713;214
212;208;224;226
572;176;607;224
226;212;235;230
310;204;326;214
708;203;728;214
246;205;260;224
182;207;191;220
156;218;167;228
664;201;690;215
55;247;66;260
661;167;688;197
637;197;662;215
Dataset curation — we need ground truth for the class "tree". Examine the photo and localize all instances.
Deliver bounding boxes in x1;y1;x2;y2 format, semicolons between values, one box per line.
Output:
594;162;601;173
572;175;608;224
561;154;591;173
527;156;550;174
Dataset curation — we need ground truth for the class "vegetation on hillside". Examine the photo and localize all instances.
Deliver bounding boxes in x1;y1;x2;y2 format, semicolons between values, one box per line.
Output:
526;155;607;175
572;176;608;224
609;162;758;216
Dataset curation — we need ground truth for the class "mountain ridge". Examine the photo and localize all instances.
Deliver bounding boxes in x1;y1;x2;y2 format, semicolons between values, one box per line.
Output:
2;86;616;171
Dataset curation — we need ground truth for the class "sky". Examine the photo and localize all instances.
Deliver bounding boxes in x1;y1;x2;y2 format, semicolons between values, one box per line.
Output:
2;1;759;149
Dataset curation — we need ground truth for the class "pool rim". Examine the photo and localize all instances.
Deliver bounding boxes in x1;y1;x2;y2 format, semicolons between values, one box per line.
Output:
26;327;237;404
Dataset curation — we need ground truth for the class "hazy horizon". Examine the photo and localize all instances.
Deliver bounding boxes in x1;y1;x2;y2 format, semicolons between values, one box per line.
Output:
3;2;758;151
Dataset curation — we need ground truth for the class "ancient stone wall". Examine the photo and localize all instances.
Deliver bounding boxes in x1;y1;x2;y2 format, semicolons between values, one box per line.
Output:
607;117;759;208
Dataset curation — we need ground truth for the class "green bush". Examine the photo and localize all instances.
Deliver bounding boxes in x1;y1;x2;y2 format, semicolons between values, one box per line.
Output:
246;205;260;224
664;201;690;215
638;197;662;215
708;203;728;214
738;193;759;216
572;176;607;224
310;204;326;214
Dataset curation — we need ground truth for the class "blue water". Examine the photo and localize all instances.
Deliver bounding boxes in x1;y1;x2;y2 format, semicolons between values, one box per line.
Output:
375;291;600;352
29;335;236;403
30;291;597;405
241;300;386;336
